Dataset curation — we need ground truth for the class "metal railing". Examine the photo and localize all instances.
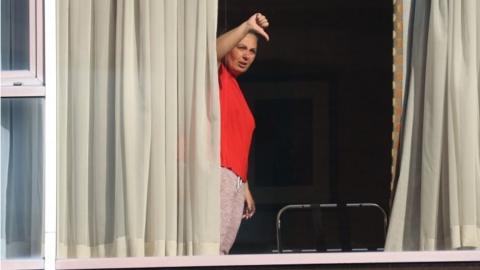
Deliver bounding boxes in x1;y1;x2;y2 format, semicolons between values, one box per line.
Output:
275;203;388;253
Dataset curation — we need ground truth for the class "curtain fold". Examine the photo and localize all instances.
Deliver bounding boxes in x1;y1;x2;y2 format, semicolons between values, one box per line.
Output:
386;0;480;250
57;0;220;257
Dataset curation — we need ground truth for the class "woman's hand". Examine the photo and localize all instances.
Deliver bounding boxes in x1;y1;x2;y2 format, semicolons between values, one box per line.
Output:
246;13;270;41
217;13;270;64
243;186;256;219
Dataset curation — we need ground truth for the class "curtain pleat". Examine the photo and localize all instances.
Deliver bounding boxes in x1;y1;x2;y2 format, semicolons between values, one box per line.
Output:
57;0;219;257
386;0;480;251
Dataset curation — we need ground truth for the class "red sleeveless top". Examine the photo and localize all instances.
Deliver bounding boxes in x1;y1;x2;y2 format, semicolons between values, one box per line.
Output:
219;64;255;182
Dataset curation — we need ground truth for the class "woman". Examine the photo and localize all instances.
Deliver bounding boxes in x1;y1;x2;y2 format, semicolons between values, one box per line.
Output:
216;13;270;255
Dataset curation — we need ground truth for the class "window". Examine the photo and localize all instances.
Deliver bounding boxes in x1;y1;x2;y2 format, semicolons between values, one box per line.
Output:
1;0;44;97
1;0;45;263
1;97;44;259
45;0;478;269
4;0;479;269
219;0;393;254
55;0;394;261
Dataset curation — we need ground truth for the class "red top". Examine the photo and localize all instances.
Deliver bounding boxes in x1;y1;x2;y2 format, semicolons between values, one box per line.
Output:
219;64;255;182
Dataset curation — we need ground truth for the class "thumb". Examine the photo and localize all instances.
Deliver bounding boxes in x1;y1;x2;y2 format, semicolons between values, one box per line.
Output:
255;27;270;41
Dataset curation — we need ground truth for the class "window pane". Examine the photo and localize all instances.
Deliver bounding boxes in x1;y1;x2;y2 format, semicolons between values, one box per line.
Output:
1;0;30;71
1;97;44;259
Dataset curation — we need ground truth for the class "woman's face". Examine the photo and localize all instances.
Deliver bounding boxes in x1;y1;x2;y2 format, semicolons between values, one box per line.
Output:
224;33;258;77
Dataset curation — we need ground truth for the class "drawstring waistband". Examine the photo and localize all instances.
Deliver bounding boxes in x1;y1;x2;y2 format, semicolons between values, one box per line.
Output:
221;167;244;191
235;176;243;191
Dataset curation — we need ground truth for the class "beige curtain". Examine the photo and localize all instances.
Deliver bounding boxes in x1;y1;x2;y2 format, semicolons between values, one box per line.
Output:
386;0;480;250
57;0;220;257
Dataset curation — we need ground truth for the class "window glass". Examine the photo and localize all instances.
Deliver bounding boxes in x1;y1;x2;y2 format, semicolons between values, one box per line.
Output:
1;97;44;259
1;0;30;71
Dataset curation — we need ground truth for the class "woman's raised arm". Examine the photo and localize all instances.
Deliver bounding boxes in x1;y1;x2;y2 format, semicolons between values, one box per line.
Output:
216;13;269;65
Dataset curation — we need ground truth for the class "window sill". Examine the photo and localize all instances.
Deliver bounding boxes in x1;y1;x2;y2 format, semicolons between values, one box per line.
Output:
1;259;44;270
55;250;480;269
1;86;46;97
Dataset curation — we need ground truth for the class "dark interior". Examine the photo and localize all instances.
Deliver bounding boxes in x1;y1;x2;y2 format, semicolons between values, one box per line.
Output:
218;0;393;254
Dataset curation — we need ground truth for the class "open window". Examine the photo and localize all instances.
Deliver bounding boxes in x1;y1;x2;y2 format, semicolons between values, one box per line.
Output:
218;0;394;254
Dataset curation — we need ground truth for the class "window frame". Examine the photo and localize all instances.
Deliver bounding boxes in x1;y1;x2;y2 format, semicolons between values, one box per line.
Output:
1;260;44;270
54;251;480;269
1;0;45;97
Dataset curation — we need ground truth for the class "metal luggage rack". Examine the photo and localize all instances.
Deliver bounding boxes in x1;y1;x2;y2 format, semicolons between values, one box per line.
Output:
275;203;388;253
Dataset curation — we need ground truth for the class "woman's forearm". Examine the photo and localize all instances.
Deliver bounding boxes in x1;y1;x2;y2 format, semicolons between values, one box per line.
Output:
217;13;269;65
216;22;251;64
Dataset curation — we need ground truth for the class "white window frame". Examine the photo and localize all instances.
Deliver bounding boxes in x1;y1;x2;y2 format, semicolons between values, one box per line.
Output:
1;0;45;97
44;0;56;269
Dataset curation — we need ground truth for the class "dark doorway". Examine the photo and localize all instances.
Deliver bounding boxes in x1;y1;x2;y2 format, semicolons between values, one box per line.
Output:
219;0;393;253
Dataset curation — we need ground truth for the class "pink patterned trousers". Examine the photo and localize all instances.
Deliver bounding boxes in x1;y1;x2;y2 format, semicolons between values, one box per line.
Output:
219;167;245;255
